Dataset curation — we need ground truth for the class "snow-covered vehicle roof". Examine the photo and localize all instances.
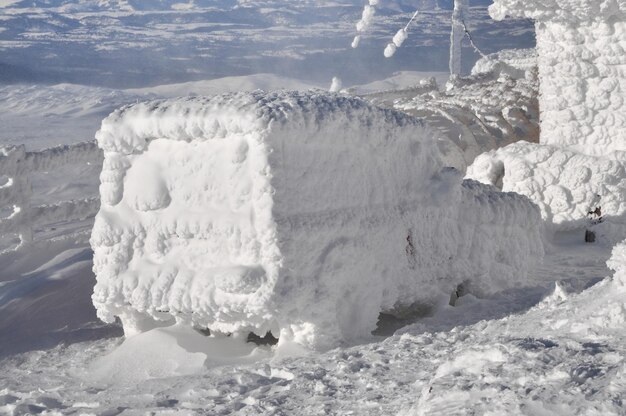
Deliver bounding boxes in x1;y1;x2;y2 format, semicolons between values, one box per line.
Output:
489;0;626;22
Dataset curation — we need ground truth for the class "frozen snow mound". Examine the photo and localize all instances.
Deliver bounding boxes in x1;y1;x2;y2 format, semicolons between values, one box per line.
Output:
467;142;626;239
91;91;544;349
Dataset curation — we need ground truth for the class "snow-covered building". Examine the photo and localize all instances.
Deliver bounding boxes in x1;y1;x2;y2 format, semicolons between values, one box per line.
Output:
467;1;626;236
489;0;626;158
91;91;543;349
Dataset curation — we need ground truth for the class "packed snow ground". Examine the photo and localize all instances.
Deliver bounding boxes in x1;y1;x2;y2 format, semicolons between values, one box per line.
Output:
0;226;622;415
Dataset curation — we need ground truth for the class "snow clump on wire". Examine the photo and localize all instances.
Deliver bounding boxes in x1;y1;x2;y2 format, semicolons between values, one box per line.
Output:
351;0;379;49
384;10;418;58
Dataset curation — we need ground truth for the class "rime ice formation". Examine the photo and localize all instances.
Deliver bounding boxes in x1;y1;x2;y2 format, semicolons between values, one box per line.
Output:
467;143;626;235
91;91;544;349
489;0;626;23
351;0;379;49
471;48;537;79
489;0;626;157
468;1;626;235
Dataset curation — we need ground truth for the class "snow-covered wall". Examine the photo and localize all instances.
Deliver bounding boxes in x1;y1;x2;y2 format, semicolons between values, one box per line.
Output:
91;92;544;349
490;0;626;158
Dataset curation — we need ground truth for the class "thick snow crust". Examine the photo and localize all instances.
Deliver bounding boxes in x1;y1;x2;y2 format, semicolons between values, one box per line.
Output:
91;91;544;349
491;2;626;158
533;21;626;157
467;142;626;237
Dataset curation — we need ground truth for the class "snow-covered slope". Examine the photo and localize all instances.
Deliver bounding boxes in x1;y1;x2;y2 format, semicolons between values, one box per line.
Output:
91;91;543;349
0;75;319;150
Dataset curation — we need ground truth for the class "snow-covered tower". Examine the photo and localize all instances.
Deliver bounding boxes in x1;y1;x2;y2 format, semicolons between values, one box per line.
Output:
489;0;626;158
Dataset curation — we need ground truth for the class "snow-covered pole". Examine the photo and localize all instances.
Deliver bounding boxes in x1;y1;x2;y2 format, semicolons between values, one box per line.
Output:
449;0;468;77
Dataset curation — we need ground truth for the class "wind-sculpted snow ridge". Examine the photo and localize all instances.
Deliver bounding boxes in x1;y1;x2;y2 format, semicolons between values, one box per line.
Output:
467;142;626;241
91;91;544;349
368;49;539;171
0;142;102;252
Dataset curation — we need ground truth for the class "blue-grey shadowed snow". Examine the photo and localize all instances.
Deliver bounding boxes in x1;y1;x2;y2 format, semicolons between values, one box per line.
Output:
0;1;534;88
0;245;122;358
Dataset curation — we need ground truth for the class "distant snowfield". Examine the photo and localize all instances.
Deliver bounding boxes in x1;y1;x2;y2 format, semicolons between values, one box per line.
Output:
0;71;454;149
0;74;318;149
0;1;534;88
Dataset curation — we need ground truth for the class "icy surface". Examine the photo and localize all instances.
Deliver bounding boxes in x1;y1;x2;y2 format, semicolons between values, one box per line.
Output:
91;91;544;349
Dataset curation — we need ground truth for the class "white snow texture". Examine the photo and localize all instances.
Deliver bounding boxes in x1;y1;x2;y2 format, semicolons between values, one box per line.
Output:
467;142;626;232
491;0;626;157
468;1;626;237
91;91;544;349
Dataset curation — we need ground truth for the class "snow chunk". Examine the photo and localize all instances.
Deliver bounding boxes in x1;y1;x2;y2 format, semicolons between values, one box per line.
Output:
392;28;408;48
329;77;342;93
471;48;537;80
383;43;397;58
92;91;544;349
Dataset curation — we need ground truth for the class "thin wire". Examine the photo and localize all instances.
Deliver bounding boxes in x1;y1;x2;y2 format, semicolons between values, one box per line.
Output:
461;18;487;58
404;10;420;31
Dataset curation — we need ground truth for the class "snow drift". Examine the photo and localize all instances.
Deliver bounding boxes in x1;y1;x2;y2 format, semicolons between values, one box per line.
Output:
91;91;543;349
